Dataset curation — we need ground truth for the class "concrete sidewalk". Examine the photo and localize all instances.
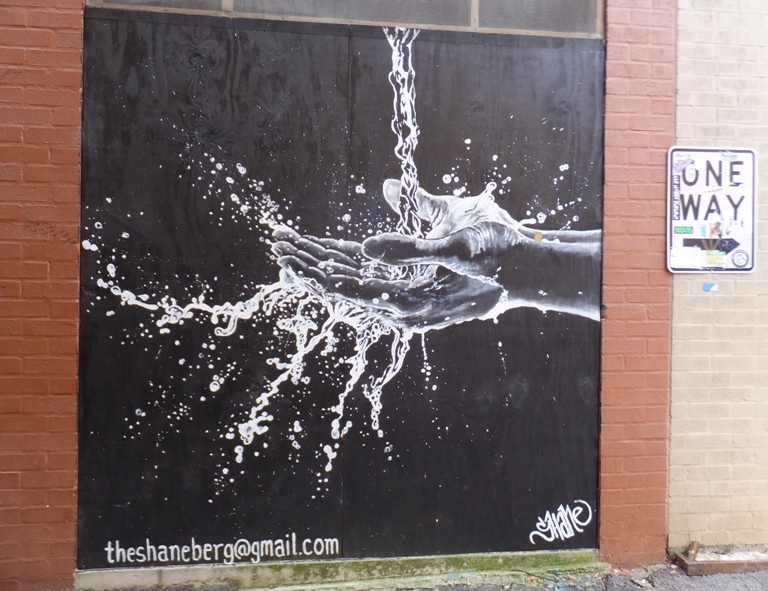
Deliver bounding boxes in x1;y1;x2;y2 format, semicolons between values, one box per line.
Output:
352;564;768;591
74;562;768;591
266;564;768;591
605;565;768;591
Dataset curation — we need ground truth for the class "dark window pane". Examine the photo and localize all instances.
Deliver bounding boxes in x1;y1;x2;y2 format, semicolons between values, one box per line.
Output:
233;0;471;27
480;0;598;34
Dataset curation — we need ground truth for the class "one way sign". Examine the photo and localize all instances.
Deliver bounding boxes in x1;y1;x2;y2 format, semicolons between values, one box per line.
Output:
667;147;756;273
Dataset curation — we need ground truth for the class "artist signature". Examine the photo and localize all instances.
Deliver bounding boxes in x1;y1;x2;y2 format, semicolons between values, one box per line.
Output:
529;500;593;544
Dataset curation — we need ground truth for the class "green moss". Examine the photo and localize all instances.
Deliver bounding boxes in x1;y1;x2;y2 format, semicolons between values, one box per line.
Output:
76;550;609;591
231;550;608;589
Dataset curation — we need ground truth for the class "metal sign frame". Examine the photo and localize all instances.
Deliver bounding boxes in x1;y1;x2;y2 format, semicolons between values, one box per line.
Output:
667;146;756;273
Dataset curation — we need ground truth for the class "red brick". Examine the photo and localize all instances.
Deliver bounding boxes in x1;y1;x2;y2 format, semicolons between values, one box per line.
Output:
602;440;645;458
23;125;79;146
46;489;75;508
0;105;52;128
21;242;77;261
25;48;81;68
624;353;667;371
0;164;22;181
0;28;54;48
0;281;21;298
0;301;50;321
24;203;79;221
625;421;668;441
48;377;76;395
0;397;22;414
0;471;21;489
0;453;46;471
603;371;648;389
0;261;48;279
48;302;77;320
651;63;675;80
0;375;48;395
605;95;651;113
46;452;75;471
0;46;25;65
27;10;81;29
604;8;632;26
49;147;79;165
0;338;48;356
2;68;52;87
21;578;73;591
611;0;653;7
21;396;73;415
21;507;73;524
21;280;78;299
625;320;669;337
20;433;72;451
631;9;672;27
50;107;80;126
630;45;674;63
5;0;79;7
629;78;674;97
48;415;74;433
0;507;22;525
50;262;77;279
0;542;23;562
0;146;49;164
0;203;23;221
607;43;630;62
19;470;73;489
50;185;80;205
605;128;651;148
47;335;76;354
53;30;83;50
0;318;22;336
0;7;27;27
0;125;23;143
21;319;76;337
24;87;80;108
22;356;75;376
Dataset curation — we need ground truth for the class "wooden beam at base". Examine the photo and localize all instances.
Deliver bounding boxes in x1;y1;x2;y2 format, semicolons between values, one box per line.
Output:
675;553;768;577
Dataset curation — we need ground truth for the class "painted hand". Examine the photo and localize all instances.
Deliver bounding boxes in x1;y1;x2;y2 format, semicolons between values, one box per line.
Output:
363;179;526;279
272;179;602;330
271;226;503;331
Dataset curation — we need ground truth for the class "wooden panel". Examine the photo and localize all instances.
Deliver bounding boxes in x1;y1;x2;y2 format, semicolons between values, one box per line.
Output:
79;8;604;569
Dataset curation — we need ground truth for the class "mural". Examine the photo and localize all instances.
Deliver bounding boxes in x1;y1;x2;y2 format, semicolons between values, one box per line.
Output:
79;9;604;569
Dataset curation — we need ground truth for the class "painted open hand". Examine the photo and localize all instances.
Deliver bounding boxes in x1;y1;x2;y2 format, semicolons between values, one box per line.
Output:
272;179;601;331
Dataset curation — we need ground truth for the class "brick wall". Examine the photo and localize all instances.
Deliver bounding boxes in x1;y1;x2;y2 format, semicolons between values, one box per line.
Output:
0;0;681;586
669;0;768;549
0;1;83;589
599;0;675;566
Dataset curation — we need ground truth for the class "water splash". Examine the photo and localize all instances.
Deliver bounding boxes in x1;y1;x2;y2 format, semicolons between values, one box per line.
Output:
84;29;432;477
92;212;414;473
81;28;595;487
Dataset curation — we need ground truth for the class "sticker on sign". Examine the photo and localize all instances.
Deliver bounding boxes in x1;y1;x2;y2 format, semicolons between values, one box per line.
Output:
667;147;756;273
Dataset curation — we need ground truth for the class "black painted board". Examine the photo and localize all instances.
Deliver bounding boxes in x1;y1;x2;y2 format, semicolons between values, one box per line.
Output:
79;8;603;570
340;27;603;556
79;11;351;569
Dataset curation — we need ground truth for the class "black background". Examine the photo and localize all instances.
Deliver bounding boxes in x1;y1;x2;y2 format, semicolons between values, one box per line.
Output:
79;8;604;568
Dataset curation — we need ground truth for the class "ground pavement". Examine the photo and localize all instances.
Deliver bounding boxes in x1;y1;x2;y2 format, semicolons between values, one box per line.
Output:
285;564;768;591
81;564;768;591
